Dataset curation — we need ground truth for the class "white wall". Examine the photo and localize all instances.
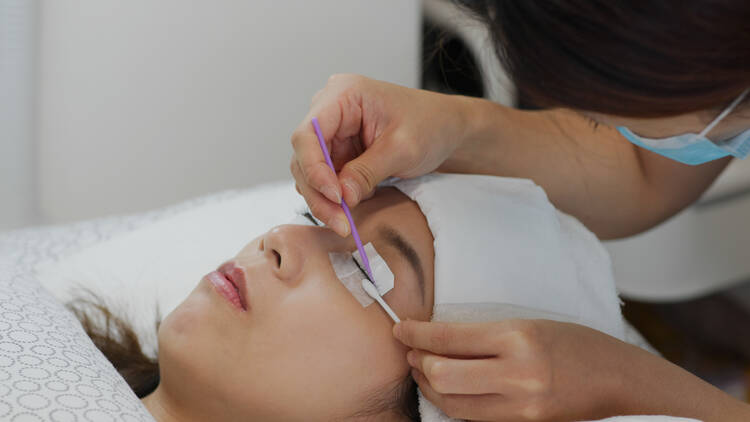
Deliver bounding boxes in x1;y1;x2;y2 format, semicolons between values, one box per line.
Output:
0;0;37;231
35;1;420;226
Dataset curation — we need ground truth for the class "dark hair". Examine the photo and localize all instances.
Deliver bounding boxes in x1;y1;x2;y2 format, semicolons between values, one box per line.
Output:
456;0;750;117
68;292;420;420
66;292;161;398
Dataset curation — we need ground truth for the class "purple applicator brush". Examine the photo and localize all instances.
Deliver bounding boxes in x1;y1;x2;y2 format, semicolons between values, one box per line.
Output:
311;117;375;282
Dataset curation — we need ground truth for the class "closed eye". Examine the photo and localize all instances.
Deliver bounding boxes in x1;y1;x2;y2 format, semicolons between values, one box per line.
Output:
295;207;322;226
352;254;372;283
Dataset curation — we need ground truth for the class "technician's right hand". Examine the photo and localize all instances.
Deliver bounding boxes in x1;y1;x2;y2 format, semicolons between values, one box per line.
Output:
290;74;470;236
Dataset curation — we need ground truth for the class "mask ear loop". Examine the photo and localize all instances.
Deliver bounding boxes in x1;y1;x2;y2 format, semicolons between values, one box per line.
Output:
700;88;750;138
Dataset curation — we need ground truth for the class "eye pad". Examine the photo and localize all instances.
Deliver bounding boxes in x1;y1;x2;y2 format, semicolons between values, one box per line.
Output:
329;242;395;307
353;242;395;296
329;251;374;306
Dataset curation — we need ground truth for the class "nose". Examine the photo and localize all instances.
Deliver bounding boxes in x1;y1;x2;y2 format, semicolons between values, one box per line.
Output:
260;225;304;282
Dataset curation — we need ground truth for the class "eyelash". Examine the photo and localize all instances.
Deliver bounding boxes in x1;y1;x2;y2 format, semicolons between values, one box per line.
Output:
296;207;323;227
296;208;372;282
585;116;600;130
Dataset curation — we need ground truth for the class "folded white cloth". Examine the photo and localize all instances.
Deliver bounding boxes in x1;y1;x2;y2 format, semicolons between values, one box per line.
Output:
391;174;680;422
391;174;625;337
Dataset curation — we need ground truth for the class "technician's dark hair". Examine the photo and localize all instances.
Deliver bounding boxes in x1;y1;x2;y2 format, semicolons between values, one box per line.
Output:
68;291;420;421
456;0;750;117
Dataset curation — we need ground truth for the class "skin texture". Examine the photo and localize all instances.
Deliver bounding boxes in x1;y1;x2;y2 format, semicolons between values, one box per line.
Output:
140;188;434;422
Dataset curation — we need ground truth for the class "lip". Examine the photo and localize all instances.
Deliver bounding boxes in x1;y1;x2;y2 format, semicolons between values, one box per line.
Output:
205;271;244;311
218;261;250;311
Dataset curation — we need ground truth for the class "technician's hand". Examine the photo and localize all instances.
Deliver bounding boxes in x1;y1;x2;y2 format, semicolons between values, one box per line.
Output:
290;74;470;236
393;319;634;422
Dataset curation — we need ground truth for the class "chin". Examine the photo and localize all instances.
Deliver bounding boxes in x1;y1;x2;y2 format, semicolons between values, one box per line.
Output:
159;281;217;349
156;292;216;383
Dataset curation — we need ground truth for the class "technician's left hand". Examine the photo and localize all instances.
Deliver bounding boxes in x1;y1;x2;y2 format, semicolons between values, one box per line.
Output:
393;319;630;422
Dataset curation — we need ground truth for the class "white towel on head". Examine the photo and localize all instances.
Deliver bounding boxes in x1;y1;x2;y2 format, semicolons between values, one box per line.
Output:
391;174;625;337
388;173;628;422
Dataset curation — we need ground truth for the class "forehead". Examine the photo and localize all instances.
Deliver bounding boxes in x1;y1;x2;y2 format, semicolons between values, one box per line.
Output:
352;187;412;215
350;188;429;241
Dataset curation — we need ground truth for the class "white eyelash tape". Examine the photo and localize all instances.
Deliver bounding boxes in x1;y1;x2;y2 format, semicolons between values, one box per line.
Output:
329;242;395;308
329;252;375;307
353;243;395;296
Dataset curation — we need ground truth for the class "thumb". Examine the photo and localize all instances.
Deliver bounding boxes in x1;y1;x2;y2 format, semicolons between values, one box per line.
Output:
338;138;408;207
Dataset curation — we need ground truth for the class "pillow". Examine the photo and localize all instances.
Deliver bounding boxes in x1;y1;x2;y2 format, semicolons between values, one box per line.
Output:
0;220;162;421
33;181;305;356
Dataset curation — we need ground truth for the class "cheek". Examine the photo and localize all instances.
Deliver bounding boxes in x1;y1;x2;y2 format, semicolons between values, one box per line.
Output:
160;280;231;343
156;281;254;401
259;276;389;358
158;267;414;419
238;281;409;414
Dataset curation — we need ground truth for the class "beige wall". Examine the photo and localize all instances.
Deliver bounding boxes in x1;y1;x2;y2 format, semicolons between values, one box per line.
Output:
35;0;419;226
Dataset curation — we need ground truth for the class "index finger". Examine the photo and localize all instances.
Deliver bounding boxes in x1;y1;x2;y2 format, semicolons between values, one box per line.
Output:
290;84;364;205
291;118;342;205
393;320;502;356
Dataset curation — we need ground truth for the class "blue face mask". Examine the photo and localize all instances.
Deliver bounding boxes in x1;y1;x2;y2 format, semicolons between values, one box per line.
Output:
616;89;750;165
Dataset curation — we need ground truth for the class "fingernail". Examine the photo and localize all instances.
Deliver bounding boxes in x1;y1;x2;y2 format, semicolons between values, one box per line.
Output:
392;323;402;339
406;350;416;366
321;185;341;204
332;216;350;237
342;180;359;204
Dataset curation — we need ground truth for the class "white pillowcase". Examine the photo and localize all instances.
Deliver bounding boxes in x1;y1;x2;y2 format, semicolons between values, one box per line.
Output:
0;216;160;421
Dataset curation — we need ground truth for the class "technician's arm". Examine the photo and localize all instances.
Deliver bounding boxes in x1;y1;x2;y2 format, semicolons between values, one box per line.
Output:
290;75;729;240
613;340;750;422
444;98;731;239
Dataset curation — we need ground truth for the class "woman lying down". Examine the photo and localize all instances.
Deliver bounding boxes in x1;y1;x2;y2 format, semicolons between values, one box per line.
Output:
69;174;626;422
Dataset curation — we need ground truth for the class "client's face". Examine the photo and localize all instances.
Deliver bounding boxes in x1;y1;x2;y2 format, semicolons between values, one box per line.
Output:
154;188;434;421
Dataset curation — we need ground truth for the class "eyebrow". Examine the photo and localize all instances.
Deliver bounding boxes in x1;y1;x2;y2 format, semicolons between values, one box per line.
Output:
376;224;425;304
